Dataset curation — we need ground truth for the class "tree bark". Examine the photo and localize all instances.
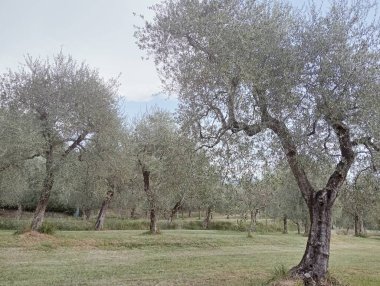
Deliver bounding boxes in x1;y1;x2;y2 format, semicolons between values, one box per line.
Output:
290;190;333;285
304;218;310;236
95;190;114;230
202;206;212;229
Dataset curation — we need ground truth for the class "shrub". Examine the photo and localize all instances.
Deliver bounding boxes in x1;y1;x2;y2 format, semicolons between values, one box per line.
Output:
38;222;56;235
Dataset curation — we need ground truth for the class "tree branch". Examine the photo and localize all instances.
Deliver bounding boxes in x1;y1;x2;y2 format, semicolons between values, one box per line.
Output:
0;152;41;173
62;131;89;158
324;120;356;205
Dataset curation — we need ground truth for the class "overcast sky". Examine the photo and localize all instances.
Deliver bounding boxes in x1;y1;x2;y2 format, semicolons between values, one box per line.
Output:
0;0;323;117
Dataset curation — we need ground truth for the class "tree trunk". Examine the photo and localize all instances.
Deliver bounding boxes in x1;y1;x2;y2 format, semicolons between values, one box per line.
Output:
31;155;54;231
149;207;158;233
354;214;359;236
198;208;201;219
82;208;91;220
142;168;159;234
169;198;184;224
359;217;365;236
283;214;288;234
95;190;114;230
296;221;301;235
202;206;212;229
16;203;23;220
188;209;191;218
290;190;333;285
354;214;365;236
248;209;259;235
130;207;136;219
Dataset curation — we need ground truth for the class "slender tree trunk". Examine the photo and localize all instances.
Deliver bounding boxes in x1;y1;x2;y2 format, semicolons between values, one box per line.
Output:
359;217;365;236
95;190;114;230
31;149;54;231
354;214;365;236
169;198;184;224
291;190;333;285
198;208;201;219
283;214;288;234
354;214;359;236
142;168;159;234
149;207;158;233
202;206;212;229
248;209;259;235
82;208;91;220
130;207;136;219
296;221;301;235
248;209;259;236
188;209;191;218
16;203;23;220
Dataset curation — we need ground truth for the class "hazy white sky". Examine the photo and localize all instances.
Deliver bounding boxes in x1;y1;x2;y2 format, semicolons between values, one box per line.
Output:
0;0;163;101
0;0;331;116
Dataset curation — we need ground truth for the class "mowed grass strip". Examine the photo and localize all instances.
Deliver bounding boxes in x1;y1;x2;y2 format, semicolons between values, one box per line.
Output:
0;230;379;285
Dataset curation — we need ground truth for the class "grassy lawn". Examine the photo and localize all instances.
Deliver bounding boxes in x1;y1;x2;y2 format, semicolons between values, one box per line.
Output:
0;229;379;285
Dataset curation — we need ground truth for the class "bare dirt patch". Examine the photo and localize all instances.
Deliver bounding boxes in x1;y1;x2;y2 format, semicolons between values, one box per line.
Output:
17;231;59;247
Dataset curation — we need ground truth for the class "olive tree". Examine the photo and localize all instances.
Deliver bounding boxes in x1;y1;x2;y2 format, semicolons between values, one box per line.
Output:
136;0;380;283
0;53;120;230
132;110;178;234
339;169;379;236
238;171;274;235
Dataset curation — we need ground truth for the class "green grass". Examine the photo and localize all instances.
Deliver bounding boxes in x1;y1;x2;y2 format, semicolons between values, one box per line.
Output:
0;230;379;286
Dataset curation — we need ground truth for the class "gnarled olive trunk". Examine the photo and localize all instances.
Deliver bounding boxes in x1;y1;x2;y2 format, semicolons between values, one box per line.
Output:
95;190;114;230
290;190;333;285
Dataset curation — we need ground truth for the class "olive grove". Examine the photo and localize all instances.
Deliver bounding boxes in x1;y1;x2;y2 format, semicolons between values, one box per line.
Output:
0;53;120;230
136;0;380;283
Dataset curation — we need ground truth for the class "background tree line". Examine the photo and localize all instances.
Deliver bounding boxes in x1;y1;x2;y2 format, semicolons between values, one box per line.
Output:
0;53;378;237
